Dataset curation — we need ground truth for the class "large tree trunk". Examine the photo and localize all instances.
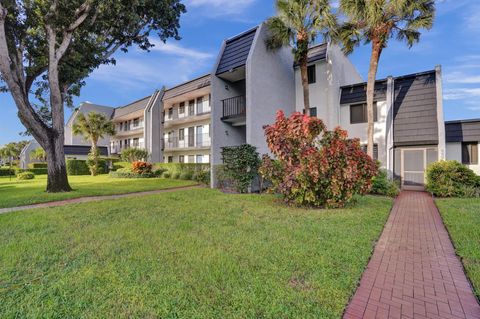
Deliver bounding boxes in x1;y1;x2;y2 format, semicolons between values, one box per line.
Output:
299;56;310;115
45;137;71;192
366;40;383;158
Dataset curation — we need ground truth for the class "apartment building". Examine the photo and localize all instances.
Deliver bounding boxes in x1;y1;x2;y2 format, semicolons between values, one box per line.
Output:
161;74;211;164
445;119;480;175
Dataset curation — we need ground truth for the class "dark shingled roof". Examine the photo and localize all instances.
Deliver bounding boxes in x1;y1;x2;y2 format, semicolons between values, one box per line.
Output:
216;27;258;75
294;43;327;67
64;145;108;156
163;74;211;100
445;119;480;142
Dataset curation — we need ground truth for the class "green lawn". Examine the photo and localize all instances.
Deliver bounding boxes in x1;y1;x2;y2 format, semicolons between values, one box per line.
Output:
436;198;480;300
0;190;392;318
0;175;196;208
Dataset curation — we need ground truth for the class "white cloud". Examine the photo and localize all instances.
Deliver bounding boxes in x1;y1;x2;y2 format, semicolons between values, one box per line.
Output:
444;71;480;84
465;5;480;32
89;43;215;93
150;41;214;60
184;0;257;17
444;88;480;100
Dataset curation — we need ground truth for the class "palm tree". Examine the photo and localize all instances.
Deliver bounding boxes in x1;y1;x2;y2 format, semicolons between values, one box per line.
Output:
31;147;47;162
337;0;435;157
73;112;115;176
265;0;336;115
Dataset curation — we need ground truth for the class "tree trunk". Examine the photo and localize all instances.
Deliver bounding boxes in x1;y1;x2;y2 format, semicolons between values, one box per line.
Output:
45;137;71;192
300;57;310;115
366;40;383;158
90;139;99;176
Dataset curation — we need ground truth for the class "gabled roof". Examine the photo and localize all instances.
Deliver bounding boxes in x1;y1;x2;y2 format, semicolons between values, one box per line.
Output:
216;26;258;75
162;74;211;100
112;96;151;118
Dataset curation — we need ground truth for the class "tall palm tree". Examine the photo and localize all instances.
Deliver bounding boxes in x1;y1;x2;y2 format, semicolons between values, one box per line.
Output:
265;0;336;115
73;112;115;176
338;0;435;157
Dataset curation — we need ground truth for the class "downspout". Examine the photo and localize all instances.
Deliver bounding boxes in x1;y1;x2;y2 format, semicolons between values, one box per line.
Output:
435;65;446;160
386;76;394;179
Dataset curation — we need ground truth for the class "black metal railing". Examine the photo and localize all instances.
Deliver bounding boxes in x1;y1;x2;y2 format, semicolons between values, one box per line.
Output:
222;95;246;119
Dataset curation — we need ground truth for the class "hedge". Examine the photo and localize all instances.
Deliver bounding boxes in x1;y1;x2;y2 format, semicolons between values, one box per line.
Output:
426;161;480;197
17;171;35;180
28;162;47;169
155;163;210;175
67;160;90;175
0;168;15;176
18;168;48;175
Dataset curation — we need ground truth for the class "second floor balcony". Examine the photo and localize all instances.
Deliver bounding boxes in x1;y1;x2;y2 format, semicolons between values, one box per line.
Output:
221;95;246;125
162;133;211;150
111;142;145;154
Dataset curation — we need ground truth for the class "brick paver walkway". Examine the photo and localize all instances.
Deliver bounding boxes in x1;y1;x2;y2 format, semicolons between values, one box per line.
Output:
0;185;200;215
344;191;480;319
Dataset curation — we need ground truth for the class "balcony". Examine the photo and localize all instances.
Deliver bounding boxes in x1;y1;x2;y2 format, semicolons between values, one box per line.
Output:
111;142;145;154
115;125;144;137
221;95;246;125
163;133;211;150
163;109;211;128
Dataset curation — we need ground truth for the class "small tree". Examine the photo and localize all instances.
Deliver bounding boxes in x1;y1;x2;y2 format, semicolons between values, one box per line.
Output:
265;0;336;115
31;147;47;162
260;110;377;208
337;0;435;157
0;1;185;192
121;148;149;163
72;112;115;176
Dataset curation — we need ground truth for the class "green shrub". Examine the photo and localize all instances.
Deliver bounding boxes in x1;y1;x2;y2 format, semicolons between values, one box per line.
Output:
179;171;193;180
0;168;15;176
426;161;480;197
21;168;48;175
153;168;167;177
121;148;149;162
112;161;131;171
172;172;180;179
163;172;171;178
221;145;260;193
67;159;90;175
17;171;35;180
109;167;156;179
28;162;47;169
371;170;400;197
194;170;210;185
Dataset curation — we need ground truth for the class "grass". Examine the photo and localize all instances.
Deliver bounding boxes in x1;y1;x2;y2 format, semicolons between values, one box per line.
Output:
436;198;480;300
0;190;392;318
0;175;196;208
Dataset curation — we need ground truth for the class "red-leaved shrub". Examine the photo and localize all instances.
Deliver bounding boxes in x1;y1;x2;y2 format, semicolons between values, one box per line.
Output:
260;110;378;208
132;161;153;175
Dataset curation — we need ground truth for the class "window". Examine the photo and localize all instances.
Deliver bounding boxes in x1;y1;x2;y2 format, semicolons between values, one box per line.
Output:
179;155;185;163
350;103;378;124
196;155;203;163
189;100;195;116
168;108;173;119
307;65;316;84
188;155;195;163
462;142;478;165
168;156;173;163
303;107;317;117
179;102;185;114
361;144;379;160
133;138;139;147
197;97;204;114
179;128;185;141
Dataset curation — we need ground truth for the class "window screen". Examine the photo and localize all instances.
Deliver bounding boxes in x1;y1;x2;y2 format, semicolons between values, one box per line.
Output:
307;65;316;84
361;144;379;160
350;103;378;124
462;142;478;165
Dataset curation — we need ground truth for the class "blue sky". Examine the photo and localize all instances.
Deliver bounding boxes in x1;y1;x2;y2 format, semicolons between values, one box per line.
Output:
1;0;479;145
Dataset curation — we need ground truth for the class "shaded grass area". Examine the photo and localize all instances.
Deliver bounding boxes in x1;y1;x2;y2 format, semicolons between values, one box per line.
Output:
0;189;392;318
0;175;195;208
436;198;480;300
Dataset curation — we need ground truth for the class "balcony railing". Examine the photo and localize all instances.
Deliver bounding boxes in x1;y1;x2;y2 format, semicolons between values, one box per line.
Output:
163;133;211;150
111;142;145;154
221;95;246;119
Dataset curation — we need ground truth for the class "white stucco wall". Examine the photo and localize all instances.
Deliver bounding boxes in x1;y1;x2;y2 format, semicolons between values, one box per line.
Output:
294;43;363;129
340;100;388;168
246;23;296;156
446;142;480;175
